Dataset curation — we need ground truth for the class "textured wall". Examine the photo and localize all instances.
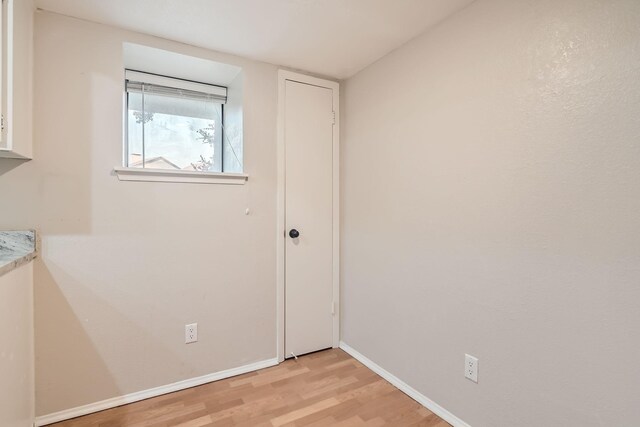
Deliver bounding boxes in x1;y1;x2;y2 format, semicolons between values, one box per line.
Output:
0;11;278;416
341;0;640;425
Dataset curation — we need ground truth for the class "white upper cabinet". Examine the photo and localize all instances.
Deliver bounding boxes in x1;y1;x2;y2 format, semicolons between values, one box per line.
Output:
1;0;34;159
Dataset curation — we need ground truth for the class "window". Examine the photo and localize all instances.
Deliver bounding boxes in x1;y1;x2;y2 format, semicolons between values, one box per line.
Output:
125;70;241;174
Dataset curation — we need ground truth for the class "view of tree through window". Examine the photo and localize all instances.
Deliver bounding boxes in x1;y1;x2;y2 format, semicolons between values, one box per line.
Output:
127;89;224;172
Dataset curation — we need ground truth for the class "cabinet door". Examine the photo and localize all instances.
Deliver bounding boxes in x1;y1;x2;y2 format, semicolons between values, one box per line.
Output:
1;0;4;147
0;0;34;159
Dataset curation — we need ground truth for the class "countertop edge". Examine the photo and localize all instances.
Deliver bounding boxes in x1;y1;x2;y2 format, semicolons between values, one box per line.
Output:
0;251;37;278
0;229;38;278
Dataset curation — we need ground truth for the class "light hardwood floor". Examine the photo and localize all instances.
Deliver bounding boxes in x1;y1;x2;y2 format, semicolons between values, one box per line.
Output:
48;349;450;427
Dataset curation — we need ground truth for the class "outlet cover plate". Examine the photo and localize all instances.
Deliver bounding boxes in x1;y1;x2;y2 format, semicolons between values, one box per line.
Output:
465;354;478;383
185;323;198;344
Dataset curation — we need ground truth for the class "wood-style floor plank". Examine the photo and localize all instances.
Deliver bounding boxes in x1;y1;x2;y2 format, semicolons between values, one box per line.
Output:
47;349;450;427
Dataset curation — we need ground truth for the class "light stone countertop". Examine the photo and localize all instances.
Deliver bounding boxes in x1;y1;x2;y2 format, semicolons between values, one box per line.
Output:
0;230;37;277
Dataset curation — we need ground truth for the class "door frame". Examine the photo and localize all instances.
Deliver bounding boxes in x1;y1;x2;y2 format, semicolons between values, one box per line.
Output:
276;70;340;362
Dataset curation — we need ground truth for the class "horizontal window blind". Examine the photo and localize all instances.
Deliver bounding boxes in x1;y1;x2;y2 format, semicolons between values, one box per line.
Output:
125;70;227;103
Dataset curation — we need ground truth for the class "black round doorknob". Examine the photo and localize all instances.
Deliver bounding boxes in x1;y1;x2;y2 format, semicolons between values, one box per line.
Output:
289;229;300;238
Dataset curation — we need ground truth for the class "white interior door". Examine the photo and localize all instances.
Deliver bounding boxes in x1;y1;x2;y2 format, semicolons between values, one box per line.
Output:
284;79;335;358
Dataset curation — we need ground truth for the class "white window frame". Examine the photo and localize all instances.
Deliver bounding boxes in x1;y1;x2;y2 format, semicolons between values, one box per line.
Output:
115;70;247;185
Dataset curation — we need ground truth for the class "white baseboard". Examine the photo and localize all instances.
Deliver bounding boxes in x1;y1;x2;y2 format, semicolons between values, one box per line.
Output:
35;357;279;427
339;341;471;427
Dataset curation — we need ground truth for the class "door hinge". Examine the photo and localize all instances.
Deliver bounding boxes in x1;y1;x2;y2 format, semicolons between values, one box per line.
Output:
331;302;336;315
332;111;336;125
1;115;4;133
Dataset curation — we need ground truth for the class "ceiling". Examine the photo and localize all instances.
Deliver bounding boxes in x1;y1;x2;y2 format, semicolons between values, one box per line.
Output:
35;0;475;79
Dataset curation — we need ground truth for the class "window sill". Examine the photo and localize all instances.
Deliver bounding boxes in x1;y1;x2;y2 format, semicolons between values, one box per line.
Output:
113;167;248;185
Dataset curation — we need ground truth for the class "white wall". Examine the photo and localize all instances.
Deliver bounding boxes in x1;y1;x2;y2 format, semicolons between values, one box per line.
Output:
0;264;34;427
0;11;278;416
341;0;640;426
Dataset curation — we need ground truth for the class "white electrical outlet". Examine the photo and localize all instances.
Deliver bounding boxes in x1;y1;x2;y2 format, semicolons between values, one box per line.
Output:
465;354;478;383
185;323;198;344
